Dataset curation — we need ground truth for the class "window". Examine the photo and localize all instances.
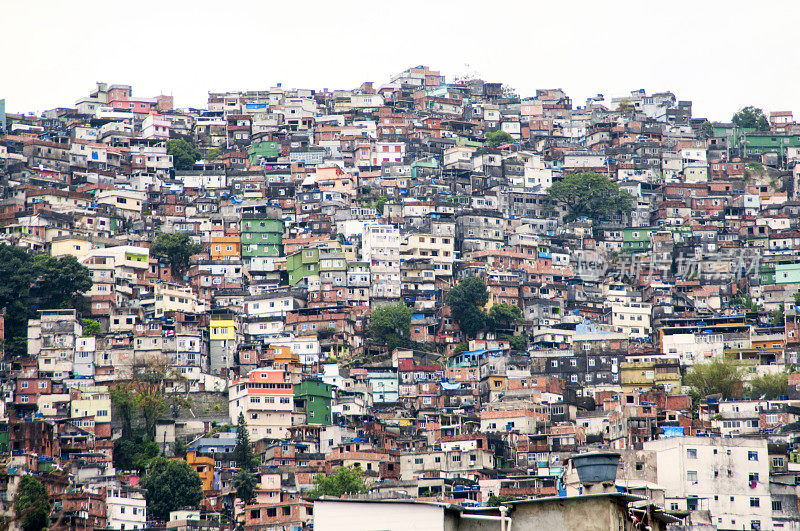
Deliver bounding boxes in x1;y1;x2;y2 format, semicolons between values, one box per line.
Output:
773;500;783;511
750;497;760;507
748;451;758;461
687;471;698;483
749;472;759;484
687;448;697;459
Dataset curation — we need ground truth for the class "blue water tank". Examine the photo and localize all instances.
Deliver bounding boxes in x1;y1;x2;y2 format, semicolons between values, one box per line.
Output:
571;452;620;484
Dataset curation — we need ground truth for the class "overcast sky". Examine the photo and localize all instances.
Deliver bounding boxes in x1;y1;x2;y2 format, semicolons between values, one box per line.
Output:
4;0;798;121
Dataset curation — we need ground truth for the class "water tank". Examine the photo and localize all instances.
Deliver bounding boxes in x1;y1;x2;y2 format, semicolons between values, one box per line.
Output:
571;452;621;484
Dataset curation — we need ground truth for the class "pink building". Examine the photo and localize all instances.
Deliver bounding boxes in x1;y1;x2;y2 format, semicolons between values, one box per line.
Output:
142;114;170;140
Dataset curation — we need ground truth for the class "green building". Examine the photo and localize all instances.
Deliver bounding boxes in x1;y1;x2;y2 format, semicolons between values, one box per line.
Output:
410;157;439;178
622;227;656;253
712;125;800;158
287;247;320;285
775;261;800;285
294;380;333;425
741;133;800;157
247;141;281;165
241;214;284;259
712;124;755;145
366;368;399;403
760;262;776;285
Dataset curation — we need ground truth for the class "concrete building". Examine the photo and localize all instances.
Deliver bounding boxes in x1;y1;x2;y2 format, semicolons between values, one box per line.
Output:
28;309;82;382
229;369;301;440
643;436;772;530
362;224;401;301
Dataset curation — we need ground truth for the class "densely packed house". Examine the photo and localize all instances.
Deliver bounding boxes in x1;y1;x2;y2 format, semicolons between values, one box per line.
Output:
2;66;800;530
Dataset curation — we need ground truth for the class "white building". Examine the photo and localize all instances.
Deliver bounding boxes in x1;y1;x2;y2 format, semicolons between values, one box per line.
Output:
644;436;772;530
362;224;401;300
105;486;147;530
661;333;724;365
141;114;170;140
608;302;652;339
267;334;320;366
229;369;301;440
28;309;82;381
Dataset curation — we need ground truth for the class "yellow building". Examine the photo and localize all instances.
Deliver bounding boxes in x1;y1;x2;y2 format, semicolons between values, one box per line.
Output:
620;359;682;394
70;385;112;423
210;319;236;341
486;375;507;392
50;237;94;259
267;344;299;370
210;236;241;261
186;451;215;492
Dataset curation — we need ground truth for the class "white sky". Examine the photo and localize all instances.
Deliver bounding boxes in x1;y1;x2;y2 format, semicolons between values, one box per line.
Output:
4;0;799;121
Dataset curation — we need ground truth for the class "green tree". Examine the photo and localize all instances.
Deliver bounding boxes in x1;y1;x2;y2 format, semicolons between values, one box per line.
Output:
485;130;514;148
137;390;167;440
234;412;258;472
503;334;527;353
370;302;412;351
488;303;522;333
374;196;389;215
747;372;789;400
151;233;203;276
487;494;515;507
447;277;489;339
173;439;188;459
453;342;469;355
31;254;93;309
0;245;92;357
167;138;201;171
684;359;743;400
141;457;203;522
732;106;770;131
617;99;635;114
132;439;161;472
546;172;634;223
110;385;137;439
233;469;257;504
731;292;761;312
205;147;222;161
81;318;102;337
14;476;51;531
773;304;786;326
113;436;159;473
110;371;169;471
306;466;367;500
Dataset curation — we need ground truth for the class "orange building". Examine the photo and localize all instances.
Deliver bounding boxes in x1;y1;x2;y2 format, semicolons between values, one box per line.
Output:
210;236;241;260
187;451;215;492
